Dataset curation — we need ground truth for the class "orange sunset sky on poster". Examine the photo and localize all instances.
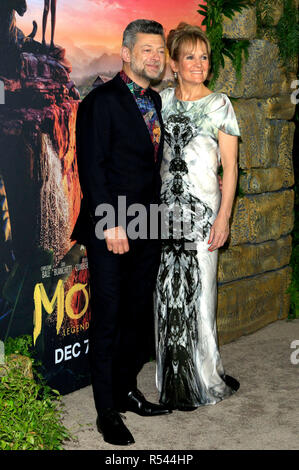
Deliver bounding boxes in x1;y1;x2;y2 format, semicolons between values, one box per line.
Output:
19;0;205;48
17;1;205;80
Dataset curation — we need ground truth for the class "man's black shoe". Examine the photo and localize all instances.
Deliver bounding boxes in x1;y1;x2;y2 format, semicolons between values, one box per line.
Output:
96;409;135;445
119;389;172;416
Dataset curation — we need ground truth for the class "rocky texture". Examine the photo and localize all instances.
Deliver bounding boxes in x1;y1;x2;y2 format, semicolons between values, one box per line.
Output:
217;267;291;344
0;50;81;264
215;1;296;343
223;6;257;39
232;100;295;171
257;0;299;43
0;46;88;342
239;168;293;194
229;191;294;245
258;0;285;26
214;39;296;98
218;236;292;284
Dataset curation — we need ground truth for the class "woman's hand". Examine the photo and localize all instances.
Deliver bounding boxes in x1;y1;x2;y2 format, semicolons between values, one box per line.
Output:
208;130;238;252
208;214;230;252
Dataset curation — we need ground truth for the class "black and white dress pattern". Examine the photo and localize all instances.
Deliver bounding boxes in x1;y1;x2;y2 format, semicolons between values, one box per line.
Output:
154;87;241;408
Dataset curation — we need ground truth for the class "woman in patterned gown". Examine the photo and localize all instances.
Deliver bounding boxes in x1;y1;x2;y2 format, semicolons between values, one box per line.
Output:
154;23;240;411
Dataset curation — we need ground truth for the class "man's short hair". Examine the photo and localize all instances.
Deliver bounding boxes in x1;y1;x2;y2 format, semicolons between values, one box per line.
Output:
122;19;165;50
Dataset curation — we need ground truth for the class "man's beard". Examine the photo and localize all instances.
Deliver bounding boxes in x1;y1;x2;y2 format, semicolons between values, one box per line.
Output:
130;60;164;82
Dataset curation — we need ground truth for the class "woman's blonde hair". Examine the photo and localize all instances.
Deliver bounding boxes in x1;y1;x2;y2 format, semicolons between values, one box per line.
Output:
167;22;211;66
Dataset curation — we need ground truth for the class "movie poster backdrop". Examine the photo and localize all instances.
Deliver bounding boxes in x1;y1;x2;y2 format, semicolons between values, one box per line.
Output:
0;0;203;394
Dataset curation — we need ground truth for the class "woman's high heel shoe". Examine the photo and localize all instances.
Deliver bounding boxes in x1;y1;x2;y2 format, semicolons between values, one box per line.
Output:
222;374;240;391
177;405;198;411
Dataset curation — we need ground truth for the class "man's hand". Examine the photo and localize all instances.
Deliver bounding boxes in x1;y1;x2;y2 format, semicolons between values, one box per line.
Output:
104;226;129;254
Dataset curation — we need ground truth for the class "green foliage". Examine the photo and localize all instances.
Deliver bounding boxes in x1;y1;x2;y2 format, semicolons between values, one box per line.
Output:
276;0;299;71
288;106;299;319
288;186;299;319
198;0;250;88
256;0;277;31
288;246;299;319
199;0;298;84
0;335;72;450
4;335;33;357
218;165;245;198
256;0;299;72
226;39;250;81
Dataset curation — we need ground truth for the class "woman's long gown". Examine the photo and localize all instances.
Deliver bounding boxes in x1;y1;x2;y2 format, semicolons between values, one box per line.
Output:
154;87;241;408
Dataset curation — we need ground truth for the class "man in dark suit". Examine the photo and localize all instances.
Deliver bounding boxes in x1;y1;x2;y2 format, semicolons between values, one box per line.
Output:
71;19;171;446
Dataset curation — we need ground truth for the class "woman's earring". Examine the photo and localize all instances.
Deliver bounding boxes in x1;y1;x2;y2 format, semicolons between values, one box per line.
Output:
173;72;178;80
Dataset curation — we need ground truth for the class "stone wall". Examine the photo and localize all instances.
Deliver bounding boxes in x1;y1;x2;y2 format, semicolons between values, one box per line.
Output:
214;0;297;344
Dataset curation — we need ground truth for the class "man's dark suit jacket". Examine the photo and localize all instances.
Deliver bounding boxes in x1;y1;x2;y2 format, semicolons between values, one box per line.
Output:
71;72;164;245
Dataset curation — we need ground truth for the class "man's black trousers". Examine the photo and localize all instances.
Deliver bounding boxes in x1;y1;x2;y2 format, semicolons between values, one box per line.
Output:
86;235;161;413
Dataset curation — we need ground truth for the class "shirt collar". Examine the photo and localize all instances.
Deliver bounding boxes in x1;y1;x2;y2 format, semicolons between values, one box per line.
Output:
120;70;150;98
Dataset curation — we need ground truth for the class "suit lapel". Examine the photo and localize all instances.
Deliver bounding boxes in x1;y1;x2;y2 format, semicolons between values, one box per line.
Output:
112;73;155;151
148;86;164;167
112;73;165;165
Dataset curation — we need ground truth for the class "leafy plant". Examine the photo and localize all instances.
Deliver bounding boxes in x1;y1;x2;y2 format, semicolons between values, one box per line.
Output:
218;165;245;198
288;100;299;320
288;191;299;319
276;0;299;71
198;0;251;87
3;334;33;357
256;0;277;31
256;0;299;72
0;335;72;450
288;246;299;319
